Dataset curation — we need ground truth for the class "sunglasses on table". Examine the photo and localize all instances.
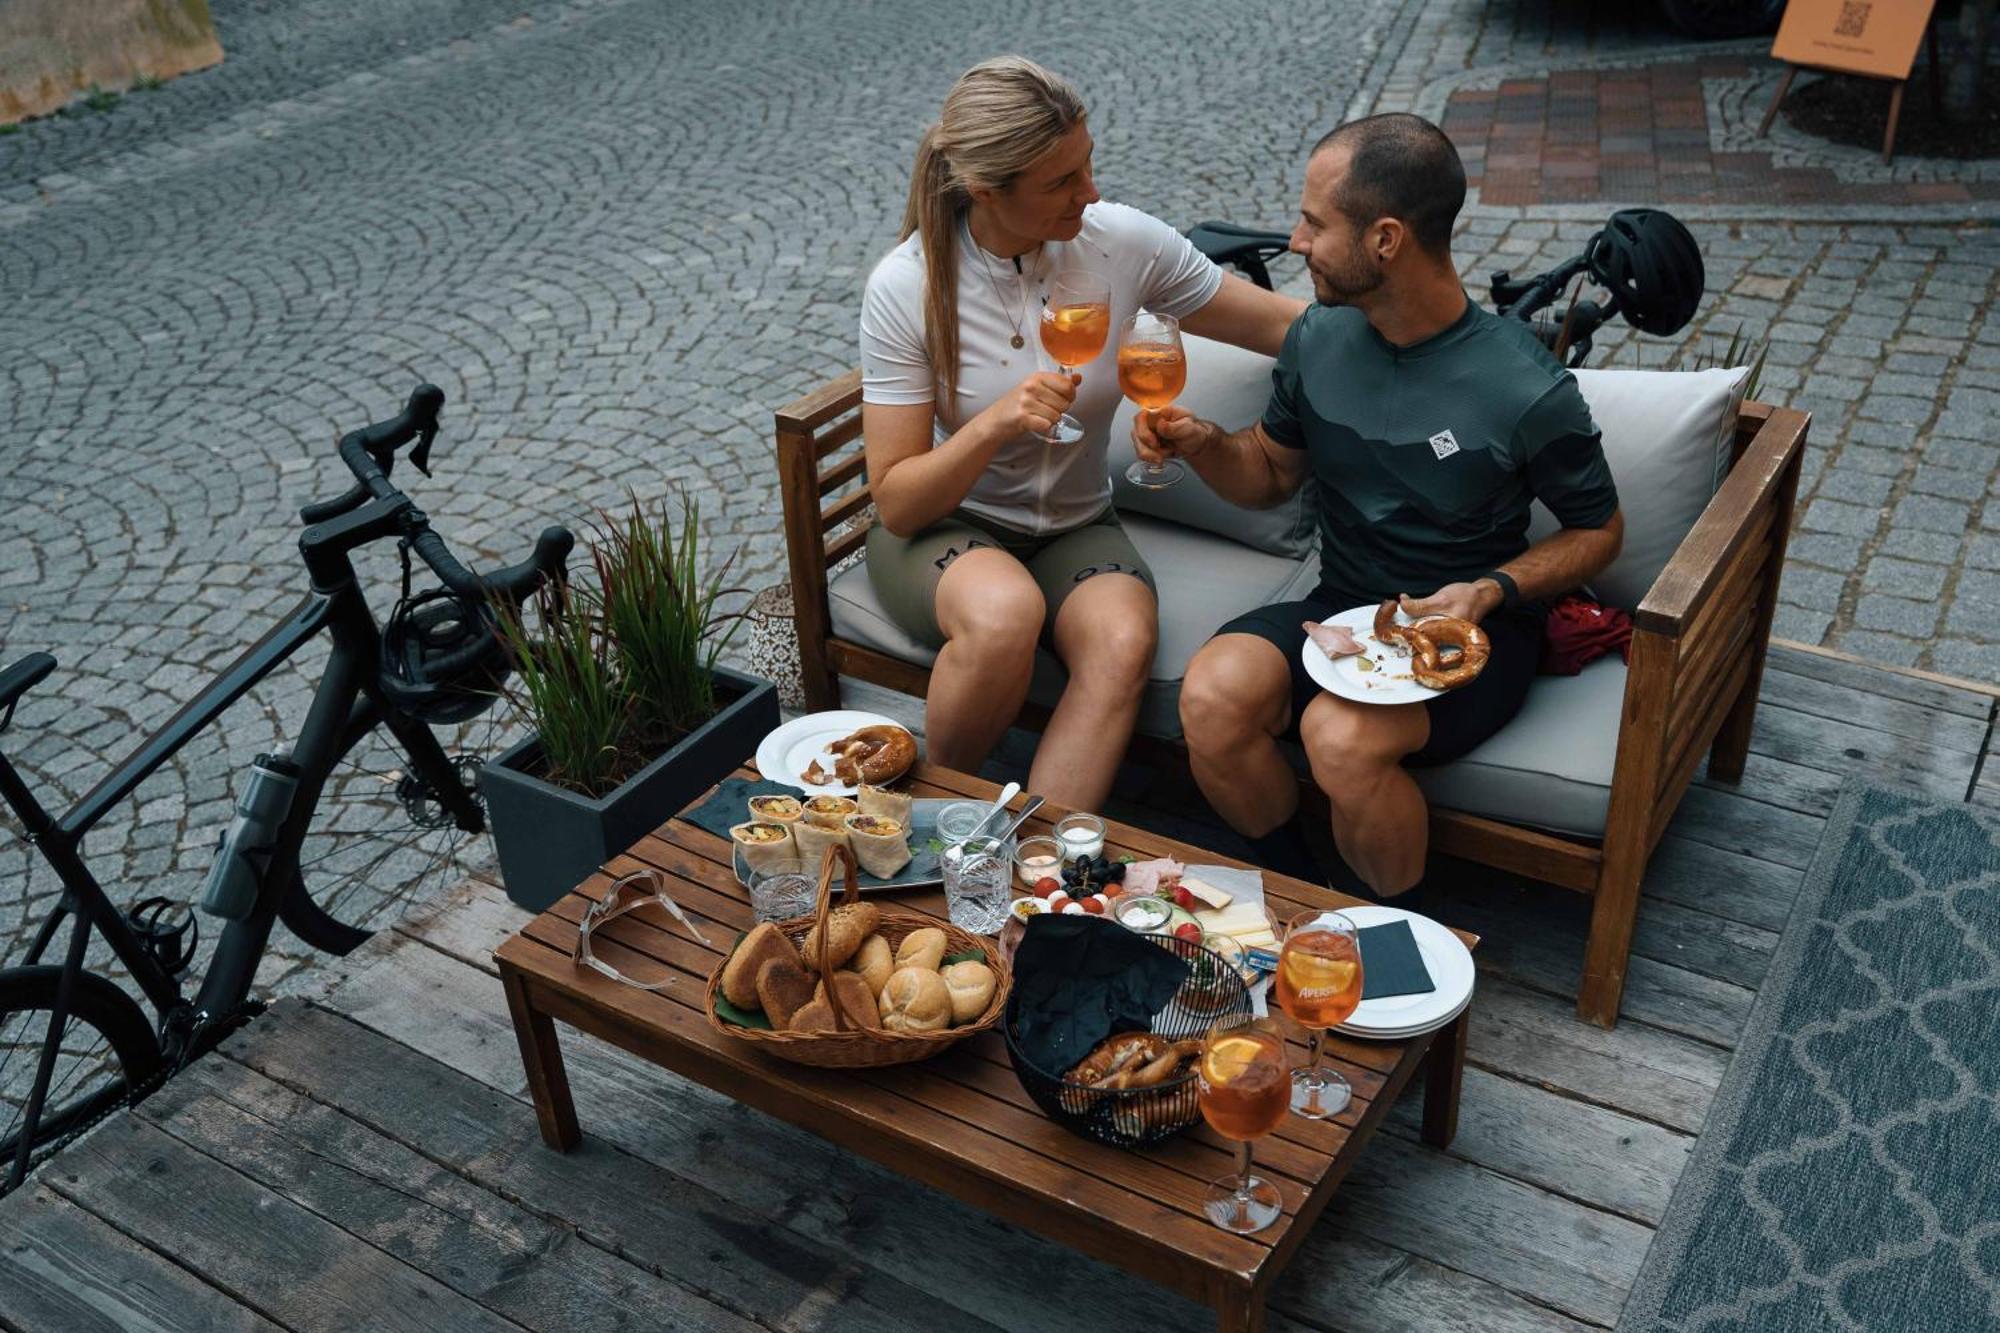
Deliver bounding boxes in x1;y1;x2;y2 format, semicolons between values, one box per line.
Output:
571;867;713;992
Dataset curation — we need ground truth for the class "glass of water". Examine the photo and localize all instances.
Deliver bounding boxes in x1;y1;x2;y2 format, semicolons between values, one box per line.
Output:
942;836;1012;935
747;858;817;923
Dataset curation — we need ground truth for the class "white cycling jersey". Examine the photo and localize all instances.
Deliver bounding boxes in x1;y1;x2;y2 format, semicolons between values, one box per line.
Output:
859;201;1222;535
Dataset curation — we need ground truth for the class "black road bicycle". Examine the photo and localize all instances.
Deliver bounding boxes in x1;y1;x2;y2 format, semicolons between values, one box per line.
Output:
0;386;572;1195
1187;206;1706;365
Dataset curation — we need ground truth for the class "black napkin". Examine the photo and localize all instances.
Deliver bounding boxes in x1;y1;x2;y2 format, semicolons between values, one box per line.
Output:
1357;919;1436;1001
683;776;799;842
1009;915;1189;1076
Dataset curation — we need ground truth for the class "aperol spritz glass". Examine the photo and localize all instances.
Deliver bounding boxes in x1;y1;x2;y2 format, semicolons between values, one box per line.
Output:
1275;910;1364;1119
1118;309;1189;489
1036;270;1111;445
1197;1015;1289;1233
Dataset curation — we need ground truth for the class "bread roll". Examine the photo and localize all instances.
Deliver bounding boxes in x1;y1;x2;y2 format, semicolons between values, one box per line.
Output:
895;926;947;973
721;922;799;1010
852;933;894;996
877;966;952;1034
940;959;996;1025
756;955;816;1028
788;996;836;1033
801;902;880;971
820;971;881;1029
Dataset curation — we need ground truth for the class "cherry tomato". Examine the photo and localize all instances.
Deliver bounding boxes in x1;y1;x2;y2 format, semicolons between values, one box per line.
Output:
1033;877;1060;899
1173;922;1203;943
1082;897;1105;914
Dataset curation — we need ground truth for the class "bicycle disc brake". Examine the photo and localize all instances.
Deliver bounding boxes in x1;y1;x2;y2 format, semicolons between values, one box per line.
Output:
397;752;486;830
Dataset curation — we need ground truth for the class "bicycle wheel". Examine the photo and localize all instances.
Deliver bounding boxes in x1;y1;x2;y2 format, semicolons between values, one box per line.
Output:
284;701;504;956
0;965;162;1198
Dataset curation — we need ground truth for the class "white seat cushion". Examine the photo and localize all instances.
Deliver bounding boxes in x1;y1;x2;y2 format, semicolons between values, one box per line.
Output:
827;513;1318;742
1410;656;1628;837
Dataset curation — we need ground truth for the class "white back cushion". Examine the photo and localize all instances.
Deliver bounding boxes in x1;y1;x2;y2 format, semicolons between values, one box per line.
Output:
1535;366;1753;610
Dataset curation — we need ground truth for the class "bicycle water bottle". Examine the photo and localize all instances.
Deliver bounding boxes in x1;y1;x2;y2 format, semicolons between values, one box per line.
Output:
199;753;301;920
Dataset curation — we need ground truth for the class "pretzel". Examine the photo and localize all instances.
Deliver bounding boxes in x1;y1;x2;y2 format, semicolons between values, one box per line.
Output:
828;724;917;785
1407;615;1490;690
1371;598;1489;690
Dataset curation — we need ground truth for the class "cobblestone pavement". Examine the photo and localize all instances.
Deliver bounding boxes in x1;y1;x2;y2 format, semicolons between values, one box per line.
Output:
0;0;1392;994
3;0;1997;1009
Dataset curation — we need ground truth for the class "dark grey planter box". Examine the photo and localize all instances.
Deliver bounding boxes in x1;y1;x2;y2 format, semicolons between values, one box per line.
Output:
478;666;780;911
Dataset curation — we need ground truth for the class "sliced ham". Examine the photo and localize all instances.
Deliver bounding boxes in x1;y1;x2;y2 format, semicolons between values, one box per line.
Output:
1303;620;1365;658
1121;856;1185;899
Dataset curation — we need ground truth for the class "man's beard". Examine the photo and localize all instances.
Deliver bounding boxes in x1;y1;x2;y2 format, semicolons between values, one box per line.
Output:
1311;239;1384;306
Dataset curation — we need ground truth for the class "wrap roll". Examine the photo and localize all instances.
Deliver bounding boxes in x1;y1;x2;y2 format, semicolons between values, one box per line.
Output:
843;813;912;878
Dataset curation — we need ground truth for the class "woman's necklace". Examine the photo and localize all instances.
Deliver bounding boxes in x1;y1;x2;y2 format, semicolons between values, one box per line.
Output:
972;228;1033;350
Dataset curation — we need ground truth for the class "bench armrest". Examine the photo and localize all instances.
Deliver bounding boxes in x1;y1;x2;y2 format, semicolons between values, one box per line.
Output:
774;371;869;709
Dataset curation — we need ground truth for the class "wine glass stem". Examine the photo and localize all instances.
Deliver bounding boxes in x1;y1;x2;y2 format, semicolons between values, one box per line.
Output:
1306;1029;1324;1113
1232;1139;1255;1228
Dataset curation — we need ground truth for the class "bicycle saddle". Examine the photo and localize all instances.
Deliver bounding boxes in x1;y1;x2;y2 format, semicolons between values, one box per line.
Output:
1185;221;1291;289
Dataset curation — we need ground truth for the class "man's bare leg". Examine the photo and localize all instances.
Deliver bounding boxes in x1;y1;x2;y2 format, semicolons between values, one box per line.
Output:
1178;635;1299;836
1297;693;1431;895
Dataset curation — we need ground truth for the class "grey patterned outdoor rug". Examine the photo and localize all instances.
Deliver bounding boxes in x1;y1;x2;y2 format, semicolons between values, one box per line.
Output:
1619;781;2000;1332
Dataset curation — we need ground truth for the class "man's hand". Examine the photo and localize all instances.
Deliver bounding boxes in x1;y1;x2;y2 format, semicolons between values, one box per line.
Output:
1401;580;1504;625
1133;405;1218;468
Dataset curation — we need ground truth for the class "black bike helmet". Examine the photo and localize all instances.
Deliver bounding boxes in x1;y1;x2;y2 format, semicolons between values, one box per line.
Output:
1585;208;1705;337
378;587;509;724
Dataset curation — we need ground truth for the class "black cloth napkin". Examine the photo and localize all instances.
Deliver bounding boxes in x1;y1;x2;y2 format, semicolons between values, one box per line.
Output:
684;776;798;843
1357;919;1435;1001
1009;915;1189;1077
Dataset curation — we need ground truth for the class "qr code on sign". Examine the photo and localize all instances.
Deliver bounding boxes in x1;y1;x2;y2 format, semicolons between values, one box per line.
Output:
1835;1;1871;38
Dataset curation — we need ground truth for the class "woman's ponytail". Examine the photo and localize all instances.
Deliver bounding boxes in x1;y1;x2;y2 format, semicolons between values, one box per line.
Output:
902;127;965;406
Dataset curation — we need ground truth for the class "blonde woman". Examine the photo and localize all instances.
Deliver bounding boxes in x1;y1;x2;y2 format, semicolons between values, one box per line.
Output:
860;56;1302;811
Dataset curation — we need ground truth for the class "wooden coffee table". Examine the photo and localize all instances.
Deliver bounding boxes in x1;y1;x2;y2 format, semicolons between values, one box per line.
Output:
495;761;1475;1333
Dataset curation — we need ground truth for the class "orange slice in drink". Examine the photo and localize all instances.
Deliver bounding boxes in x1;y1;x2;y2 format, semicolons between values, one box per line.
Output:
1203;1033;1270;1085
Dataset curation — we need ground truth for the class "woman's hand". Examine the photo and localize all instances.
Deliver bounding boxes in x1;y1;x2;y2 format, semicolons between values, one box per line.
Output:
981;371;1079;439
1132;405;1218;468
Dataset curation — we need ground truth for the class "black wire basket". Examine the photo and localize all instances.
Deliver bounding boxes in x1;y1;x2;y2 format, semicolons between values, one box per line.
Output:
1004;934;1255;1149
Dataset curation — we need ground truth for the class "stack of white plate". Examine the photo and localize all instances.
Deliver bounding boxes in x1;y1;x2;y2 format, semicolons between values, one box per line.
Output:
1327;904;1475;1041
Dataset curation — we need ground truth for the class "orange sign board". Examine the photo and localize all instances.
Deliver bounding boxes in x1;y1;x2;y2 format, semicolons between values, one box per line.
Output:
1772;0;1937;80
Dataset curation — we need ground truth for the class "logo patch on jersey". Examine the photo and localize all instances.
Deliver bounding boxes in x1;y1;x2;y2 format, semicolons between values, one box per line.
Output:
1428;429;1460;460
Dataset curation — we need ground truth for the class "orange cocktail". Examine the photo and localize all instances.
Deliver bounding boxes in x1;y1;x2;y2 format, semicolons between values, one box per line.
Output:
1040;302;1111;368
1115;341;1187;410
1196;1017;1289;1233
1276;912;1364;1119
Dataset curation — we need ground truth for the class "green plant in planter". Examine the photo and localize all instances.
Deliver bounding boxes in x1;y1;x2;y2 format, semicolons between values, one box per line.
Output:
496;583;627;799
494;491;742;799
591;493;744;753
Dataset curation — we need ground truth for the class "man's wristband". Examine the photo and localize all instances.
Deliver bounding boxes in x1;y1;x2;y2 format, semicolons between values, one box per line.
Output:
1480;570;1520;610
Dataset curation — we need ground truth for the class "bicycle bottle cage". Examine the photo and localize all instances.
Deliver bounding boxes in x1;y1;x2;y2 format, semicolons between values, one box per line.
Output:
125;896;199;976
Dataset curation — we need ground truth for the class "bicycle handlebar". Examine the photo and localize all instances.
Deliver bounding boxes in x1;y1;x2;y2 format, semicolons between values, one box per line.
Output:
300;384;573;601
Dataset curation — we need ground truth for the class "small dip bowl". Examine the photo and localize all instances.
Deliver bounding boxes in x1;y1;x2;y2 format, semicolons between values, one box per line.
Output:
1114;894;1174;935
1014;835;1064;887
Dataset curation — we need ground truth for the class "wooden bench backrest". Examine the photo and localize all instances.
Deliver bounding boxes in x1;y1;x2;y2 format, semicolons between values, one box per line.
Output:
774;369;867;670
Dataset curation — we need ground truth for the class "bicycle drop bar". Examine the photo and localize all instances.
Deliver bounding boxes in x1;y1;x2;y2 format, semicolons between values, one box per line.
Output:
297;384;573;601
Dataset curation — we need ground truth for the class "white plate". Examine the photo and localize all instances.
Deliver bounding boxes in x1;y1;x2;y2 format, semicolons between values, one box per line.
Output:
1300;604;1443;706
753;710;908;796
1335;988;1472;1041
1294;904;1474;1037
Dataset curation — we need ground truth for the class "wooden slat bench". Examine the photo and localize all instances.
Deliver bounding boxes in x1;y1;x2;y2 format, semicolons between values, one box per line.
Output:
775;372;1809;1027
495;761;1477;1333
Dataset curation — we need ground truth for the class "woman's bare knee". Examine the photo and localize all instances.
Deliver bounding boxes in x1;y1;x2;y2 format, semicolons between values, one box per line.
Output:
937;556;1044;660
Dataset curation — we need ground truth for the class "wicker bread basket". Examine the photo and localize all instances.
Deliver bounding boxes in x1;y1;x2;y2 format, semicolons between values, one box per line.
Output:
704;844;1010;1068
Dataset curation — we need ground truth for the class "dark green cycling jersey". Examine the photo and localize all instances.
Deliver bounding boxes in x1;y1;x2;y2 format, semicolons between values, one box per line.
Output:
1262;298;1620;603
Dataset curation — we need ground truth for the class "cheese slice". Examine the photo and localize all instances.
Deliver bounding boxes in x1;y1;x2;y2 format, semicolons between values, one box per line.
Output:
1232;929;1278;949
1196;903;1267;935
1180;876;1233;910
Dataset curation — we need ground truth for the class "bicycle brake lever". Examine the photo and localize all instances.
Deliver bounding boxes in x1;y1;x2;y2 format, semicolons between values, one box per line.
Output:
409;422;438;478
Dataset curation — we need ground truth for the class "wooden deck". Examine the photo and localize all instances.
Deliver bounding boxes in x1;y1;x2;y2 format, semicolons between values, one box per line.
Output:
2;643;1993;1332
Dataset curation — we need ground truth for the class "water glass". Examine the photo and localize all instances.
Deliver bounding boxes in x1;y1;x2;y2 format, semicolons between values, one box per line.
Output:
746;858;817;923
934;801;993;849
942;835;1012;935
